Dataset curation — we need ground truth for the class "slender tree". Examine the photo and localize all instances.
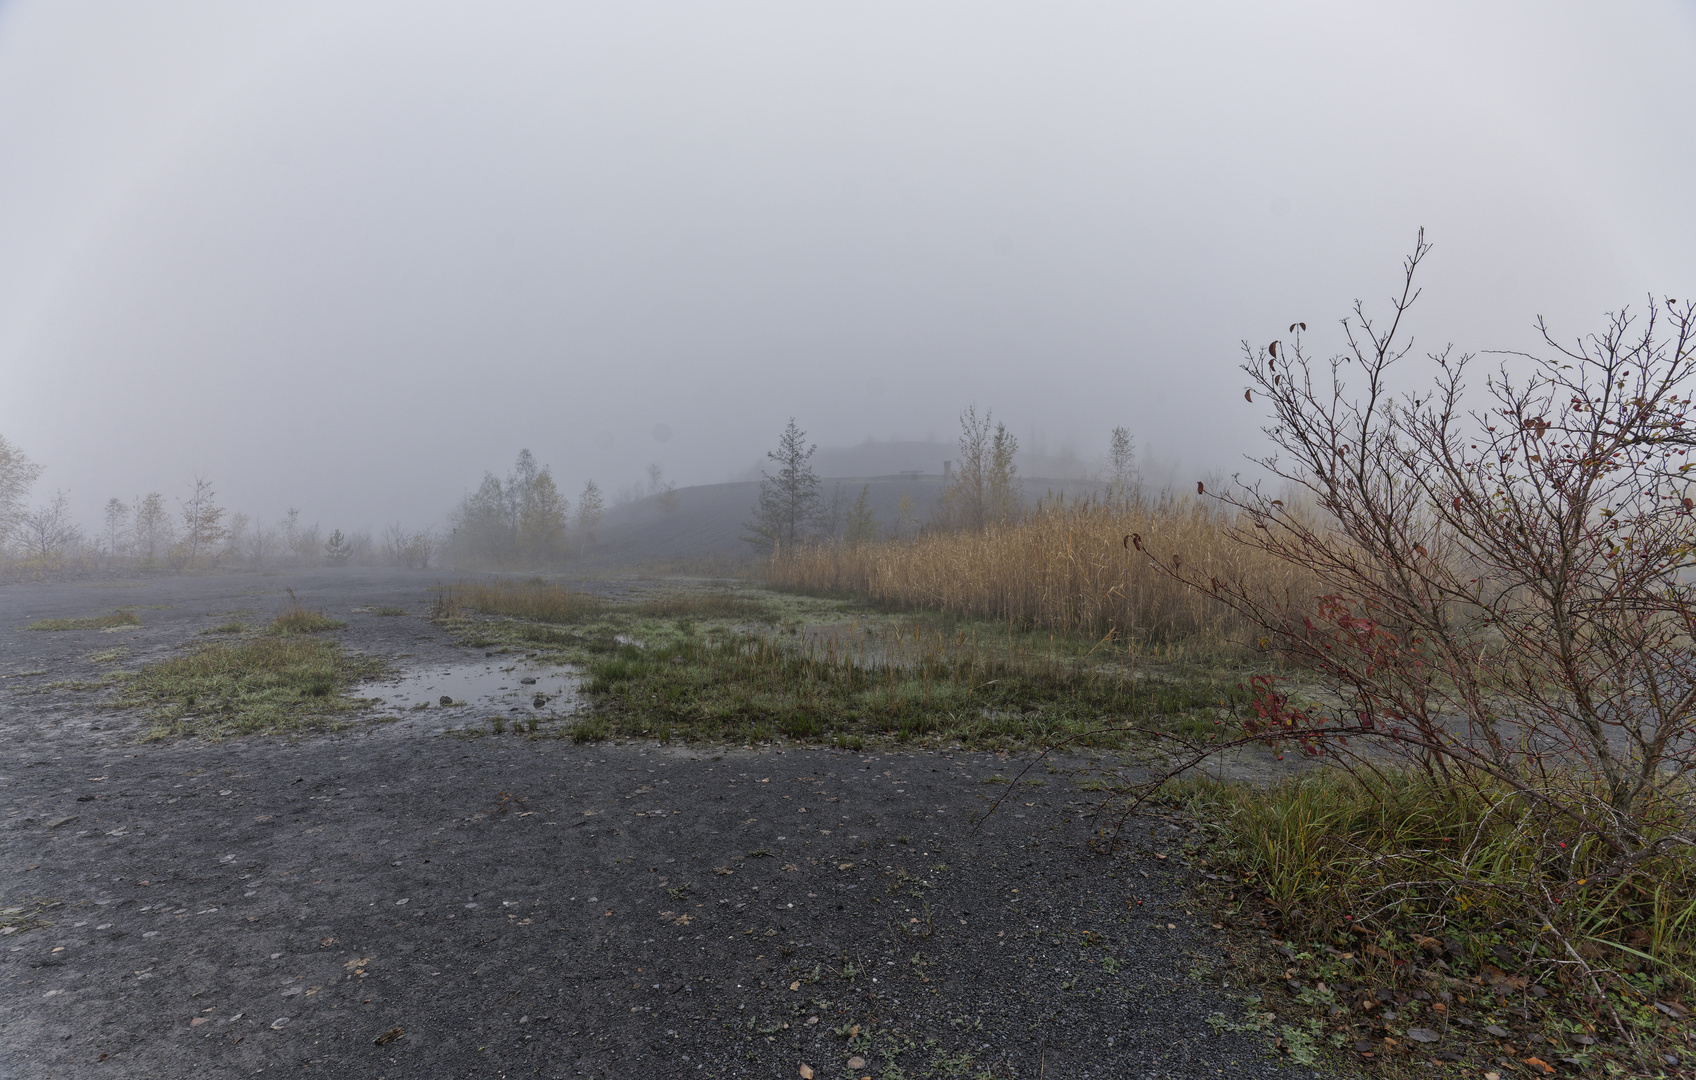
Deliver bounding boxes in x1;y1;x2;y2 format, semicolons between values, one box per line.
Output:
1104;425;1139;505
844;485;878;547
103;498;131;560
0;435;42;548
133;493;173;563
575;480;605;547
744;418;822;553
177;474;227;568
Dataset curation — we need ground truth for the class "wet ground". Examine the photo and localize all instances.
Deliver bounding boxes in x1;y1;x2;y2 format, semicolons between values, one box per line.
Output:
0;569;1333;1079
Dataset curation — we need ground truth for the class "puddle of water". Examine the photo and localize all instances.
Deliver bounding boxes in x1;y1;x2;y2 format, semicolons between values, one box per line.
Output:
354;661;581;716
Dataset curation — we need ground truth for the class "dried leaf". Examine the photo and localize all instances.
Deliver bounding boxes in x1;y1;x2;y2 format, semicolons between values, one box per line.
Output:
374;1027;404;1046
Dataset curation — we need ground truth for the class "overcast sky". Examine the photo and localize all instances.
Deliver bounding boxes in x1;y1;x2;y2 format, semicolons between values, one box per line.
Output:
2;1;1692;531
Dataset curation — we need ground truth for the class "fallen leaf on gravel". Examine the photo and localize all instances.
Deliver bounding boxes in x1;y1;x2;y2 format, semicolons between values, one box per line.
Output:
1522;1058;1554;1075
848;1056;867;1070
1481;964;1528;990
837;863;855;871
798;1065;814;1079
789;981;801;991
344;957;371;971
270;1018;289;1030
714;866;735;876
782;863;799;872
190;1017;208;1027
374;1027;403;1046
319;937;335;947
1406;1028;1439;1043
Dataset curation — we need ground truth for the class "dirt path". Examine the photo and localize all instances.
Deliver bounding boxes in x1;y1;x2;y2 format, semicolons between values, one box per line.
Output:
1;570;1330;1079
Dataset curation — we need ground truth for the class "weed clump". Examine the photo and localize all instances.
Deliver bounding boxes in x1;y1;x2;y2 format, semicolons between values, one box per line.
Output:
269;590;347;634
26;610;140;632
1171;768;1696;1039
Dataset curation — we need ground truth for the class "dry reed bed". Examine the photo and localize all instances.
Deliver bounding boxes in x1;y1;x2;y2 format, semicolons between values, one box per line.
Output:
767;495;1312;648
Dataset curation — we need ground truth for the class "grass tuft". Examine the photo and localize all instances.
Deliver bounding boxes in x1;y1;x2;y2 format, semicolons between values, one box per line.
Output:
1170;766;1696;994
26;610;140;632
268;590;347;635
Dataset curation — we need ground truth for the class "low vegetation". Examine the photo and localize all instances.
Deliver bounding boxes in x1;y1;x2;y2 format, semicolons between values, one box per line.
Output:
268;590;347;634
25;609;140;631
1161;768;1696;1076
433;578;606;623
766;490;1312;653
118;637;383;738
433;577;1249;749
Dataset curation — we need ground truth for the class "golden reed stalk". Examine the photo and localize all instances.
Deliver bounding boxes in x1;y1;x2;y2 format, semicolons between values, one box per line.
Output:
766;492;1311;650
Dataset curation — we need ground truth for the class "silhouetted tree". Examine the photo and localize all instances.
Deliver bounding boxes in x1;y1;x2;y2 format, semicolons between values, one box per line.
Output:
575;480;605;547
744;418;821;553
323;529;353;566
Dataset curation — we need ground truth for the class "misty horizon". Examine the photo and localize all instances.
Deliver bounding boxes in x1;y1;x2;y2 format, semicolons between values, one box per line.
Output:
3;2;1692;538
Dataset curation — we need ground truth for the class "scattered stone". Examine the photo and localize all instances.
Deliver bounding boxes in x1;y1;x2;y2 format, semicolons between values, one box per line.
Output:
1485;1025;1511;1038
1406;1027;1440;1043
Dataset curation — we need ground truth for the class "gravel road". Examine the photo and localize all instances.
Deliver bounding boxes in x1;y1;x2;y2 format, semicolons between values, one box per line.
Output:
0;570;1335;1079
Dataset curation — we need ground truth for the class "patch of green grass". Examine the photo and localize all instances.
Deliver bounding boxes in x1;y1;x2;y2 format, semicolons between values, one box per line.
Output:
433;579;1248;750
372;606;407;617
202;621;248;635
88;646;130;665
1166;766;1696;1076
576;629;1239;749
118;637;384;738
25;610;139;631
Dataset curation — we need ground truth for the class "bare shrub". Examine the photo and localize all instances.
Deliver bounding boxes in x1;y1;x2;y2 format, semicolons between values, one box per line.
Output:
1142;232;1696;1003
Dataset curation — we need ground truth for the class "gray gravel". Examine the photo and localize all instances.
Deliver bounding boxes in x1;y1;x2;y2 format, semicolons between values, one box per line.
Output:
1;570;1340;1079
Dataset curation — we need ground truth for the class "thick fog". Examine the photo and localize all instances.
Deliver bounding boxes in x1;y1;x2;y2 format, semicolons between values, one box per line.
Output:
1;1;1692;533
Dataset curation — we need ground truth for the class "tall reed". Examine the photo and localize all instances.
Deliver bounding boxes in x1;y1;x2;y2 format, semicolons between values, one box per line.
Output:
766;491;1311;649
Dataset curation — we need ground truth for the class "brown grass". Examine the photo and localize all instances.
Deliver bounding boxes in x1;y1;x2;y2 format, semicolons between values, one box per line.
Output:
432;579;605;623
268;590;348;635
766;492;1312;650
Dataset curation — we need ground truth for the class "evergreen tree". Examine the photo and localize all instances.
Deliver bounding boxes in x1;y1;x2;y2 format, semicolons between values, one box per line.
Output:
323;529;353;566
743;418;821;553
